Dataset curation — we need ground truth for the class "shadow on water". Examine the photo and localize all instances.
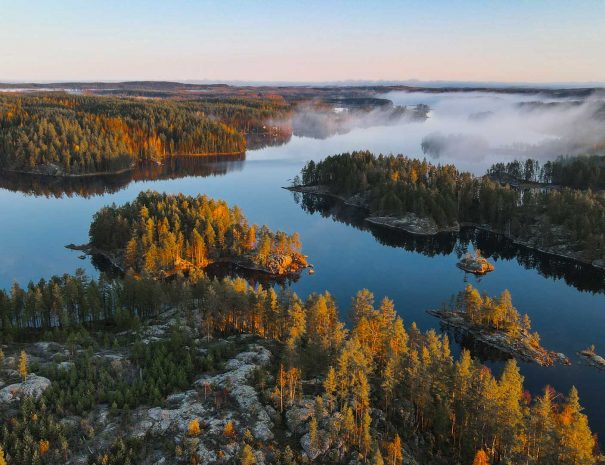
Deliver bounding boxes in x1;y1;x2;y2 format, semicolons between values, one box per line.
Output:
292;190;605;294
0;154;246;198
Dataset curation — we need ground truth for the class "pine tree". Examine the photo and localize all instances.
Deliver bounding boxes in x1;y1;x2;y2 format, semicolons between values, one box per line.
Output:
309;416;319;452
239;443;256;465
371;442;385;465
558;387;596;465
19;350;28;381
224;420;235;439
361;409;372;458
188;419;201;436
387;434;403;465
473;449;490;465
323;366;337;412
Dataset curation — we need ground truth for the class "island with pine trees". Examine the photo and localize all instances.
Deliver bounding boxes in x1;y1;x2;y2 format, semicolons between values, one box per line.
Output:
71;190;309;278
428;284;570;366
290;151;605;269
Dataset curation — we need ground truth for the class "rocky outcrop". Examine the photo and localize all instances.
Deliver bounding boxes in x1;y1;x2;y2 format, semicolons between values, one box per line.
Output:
194;344;274;441
0;374;51;404
578;347;605;370
457;251;495;274
285;400;314;435
366;214;459;236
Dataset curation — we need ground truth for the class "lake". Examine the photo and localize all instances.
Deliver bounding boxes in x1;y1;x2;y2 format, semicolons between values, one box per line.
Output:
1;91;605;438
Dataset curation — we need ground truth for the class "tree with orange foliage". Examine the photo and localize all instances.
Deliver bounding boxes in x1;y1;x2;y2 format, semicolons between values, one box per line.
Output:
0;446;6;465
473;449;490;465
224;420;235;439
188;418;201;436
387;434;403;465
558;387;596;465
39;439;50;455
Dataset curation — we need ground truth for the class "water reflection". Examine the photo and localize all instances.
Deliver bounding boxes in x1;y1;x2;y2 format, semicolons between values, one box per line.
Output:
0;154;246;198
293;191;605;294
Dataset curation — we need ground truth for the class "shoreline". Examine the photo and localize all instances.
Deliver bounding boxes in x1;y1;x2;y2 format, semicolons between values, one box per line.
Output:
65;243;308;279
427;309;570;367
286;184;605;272
2;152;246;179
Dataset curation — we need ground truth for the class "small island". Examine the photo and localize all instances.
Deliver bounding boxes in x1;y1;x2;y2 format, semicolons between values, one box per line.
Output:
456;249;494;274
578;345;605;370
76;190;309;278
428;284;569;366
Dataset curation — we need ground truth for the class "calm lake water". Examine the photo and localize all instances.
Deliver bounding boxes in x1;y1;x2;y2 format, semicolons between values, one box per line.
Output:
1;91;605;437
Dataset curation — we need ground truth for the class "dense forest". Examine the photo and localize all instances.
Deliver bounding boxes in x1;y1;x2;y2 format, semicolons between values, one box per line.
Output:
298;151;605;261
488;155;605;190
0;270;599;464
88;190;305;276
0;94;289;175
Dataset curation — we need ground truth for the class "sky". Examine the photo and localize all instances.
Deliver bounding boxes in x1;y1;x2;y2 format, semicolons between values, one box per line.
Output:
1;0;604;84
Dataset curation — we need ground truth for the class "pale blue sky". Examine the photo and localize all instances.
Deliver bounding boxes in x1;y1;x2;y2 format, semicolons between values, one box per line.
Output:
1;0;604;83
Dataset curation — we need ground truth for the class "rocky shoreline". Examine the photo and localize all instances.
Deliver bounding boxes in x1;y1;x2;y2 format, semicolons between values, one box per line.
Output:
287;184;605;272
65;243;309;278
427;309;570;367
578;347;605;371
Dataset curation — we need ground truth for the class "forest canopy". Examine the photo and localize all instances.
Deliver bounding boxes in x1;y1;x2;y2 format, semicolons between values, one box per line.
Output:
0;94;290;175
88;190;305;276
298;151;605;261
0;270;599;465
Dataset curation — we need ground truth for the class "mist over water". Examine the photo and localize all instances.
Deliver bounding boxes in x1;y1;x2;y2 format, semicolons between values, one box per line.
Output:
379;91;605;173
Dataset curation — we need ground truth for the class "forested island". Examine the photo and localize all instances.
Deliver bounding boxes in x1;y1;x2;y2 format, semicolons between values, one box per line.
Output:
0;271;599;465
80;190;307;278
292;151;605;268
0;94;290;176
429;285;569;366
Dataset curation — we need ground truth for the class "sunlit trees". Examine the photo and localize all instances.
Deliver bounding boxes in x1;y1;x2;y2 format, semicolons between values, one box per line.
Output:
89;191;305;277
239;443;256;465
19;350;28;381
0;94;288;175
473;449;490;465
188;419;201;437
558;387;596;465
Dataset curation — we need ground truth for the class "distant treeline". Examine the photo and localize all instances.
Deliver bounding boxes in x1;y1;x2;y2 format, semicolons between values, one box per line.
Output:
298;151;605;260
89;190;303;276
489;155;605;190
0;94;289;175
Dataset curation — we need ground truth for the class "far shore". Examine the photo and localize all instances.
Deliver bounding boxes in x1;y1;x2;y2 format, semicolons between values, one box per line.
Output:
285;184;605;272
2;151;246;179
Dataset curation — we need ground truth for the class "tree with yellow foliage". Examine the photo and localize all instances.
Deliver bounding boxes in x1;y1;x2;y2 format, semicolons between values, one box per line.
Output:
224;420;235;439
0;445;6;465
473;449;490;465
239;443;256;465
558;387;596;465
188;418;201;437
19;350;28;382
387;434;403;465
